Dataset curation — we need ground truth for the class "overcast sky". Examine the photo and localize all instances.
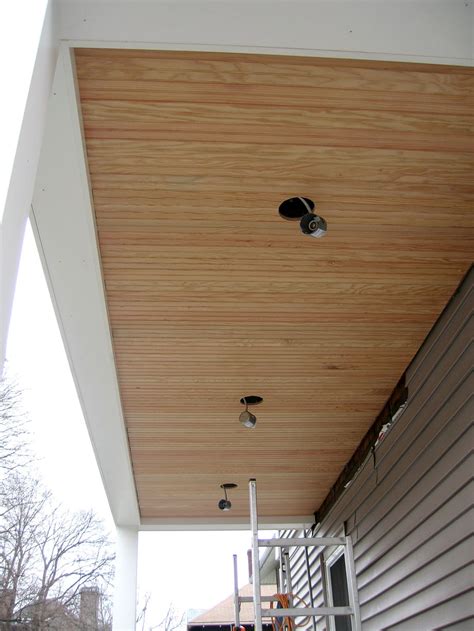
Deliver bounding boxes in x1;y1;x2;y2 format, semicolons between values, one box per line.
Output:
0;1;48;221
6;222;260;627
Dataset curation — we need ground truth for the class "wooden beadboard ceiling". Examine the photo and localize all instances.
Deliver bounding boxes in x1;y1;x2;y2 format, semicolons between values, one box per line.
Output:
75;49;473;522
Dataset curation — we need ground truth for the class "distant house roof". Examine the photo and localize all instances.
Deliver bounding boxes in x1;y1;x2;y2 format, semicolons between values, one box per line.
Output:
189;584;276;627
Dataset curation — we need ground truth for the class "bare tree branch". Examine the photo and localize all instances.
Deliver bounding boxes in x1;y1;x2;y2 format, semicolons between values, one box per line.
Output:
151;604;186;631
0;472;114;629
136;598;186;631
0;377;31;472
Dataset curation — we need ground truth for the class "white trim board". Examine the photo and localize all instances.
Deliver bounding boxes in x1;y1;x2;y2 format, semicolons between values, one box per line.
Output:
139;516;315;532
56;0;474;66
64;40;474;66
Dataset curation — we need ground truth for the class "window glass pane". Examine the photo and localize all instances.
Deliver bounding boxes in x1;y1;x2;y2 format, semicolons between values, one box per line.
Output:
329;555;351;631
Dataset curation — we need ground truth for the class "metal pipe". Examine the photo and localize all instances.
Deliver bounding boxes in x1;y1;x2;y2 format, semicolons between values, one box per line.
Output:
249;479;263;631
233;554;240;629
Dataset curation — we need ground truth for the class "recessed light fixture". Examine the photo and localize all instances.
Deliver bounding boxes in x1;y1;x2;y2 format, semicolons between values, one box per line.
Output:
278;197;327;238
239;396;263;429
218;483;238;511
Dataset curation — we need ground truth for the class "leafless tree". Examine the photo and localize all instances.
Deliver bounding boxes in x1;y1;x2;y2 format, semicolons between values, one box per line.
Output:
136;592;152;631
0;474;50;622
0;378;114;629
137;597;185;631
150;604;185;631
0;377;30;472
0;471;114;629
96;588;113;629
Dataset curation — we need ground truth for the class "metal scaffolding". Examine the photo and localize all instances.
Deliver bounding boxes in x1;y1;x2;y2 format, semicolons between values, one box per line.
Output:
233;479;362;631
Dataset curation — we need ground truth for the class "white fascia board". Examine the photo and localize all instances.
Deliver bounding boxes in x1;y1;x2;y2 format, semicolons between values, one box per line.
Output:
31;44;140;527
140;516;314;531
56;0;473;66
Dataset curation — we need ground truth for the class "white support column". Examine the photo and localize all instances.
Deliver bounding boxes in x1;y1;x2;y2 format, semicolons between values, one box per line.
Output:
113;527;138;631
0;0;58;368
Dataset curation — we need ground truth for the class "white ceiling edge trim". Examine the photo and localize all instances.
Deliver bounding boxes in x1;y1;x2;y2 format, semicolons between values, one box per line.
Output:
31;43;140;527
66;40;474;67
56;0;474;67
140;516;315;531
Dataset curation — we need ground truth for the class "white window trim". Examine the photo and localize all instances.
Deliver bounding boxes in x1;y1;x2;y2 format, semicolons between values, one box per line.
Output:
323;529;348;631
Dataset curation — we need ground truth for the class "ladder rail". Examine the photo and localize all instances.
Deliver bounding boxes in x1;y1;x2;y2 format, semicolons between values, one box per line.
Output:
249;479;263;631
344;535;362;631
260;606;353;617
319;552;330;631
283;548;293;608
233;554;240;629
248;478;362;631
259;537;345;547
303;528;318;631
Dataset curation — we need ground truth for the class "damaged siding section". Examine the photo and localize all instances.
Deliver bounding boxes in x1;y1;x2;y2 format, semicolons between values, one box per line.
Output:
284;268;473;630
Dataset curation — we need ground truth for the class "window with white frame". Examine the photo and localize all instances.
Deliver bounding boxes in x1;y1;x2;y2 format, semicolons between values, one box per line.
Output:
324;544;352;631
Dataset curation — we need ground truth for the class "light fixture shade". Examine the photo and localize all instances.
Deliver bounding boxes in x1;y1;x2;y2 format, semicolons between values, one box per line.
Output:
239;410;257;428
218;483;237;511
300;212;327;238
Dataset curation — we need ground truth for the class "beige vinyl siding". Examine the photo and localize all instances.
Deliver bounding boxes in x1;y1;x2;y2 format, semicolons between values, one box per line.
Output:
282;268;473;630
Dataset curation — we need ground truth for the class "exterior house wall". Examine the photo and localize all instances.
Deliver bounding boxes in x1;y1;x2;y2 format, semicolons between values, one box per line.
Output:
1;3;472;629
283;268;473;629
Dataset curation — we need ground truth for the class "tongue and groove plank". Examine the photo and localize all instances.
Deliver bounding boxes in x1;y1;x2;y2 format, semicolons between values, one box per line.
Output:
75;48;473;522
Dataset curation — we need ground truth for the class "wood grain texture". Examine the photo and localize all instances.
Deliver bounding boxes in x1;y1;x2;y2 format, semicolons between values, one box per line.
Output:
75;48;474;522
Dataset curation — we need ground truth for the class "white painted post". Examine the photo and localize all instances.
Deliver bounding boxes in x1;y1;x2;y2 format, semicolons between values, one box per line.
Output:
113;527;138;631
0;0;58;368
